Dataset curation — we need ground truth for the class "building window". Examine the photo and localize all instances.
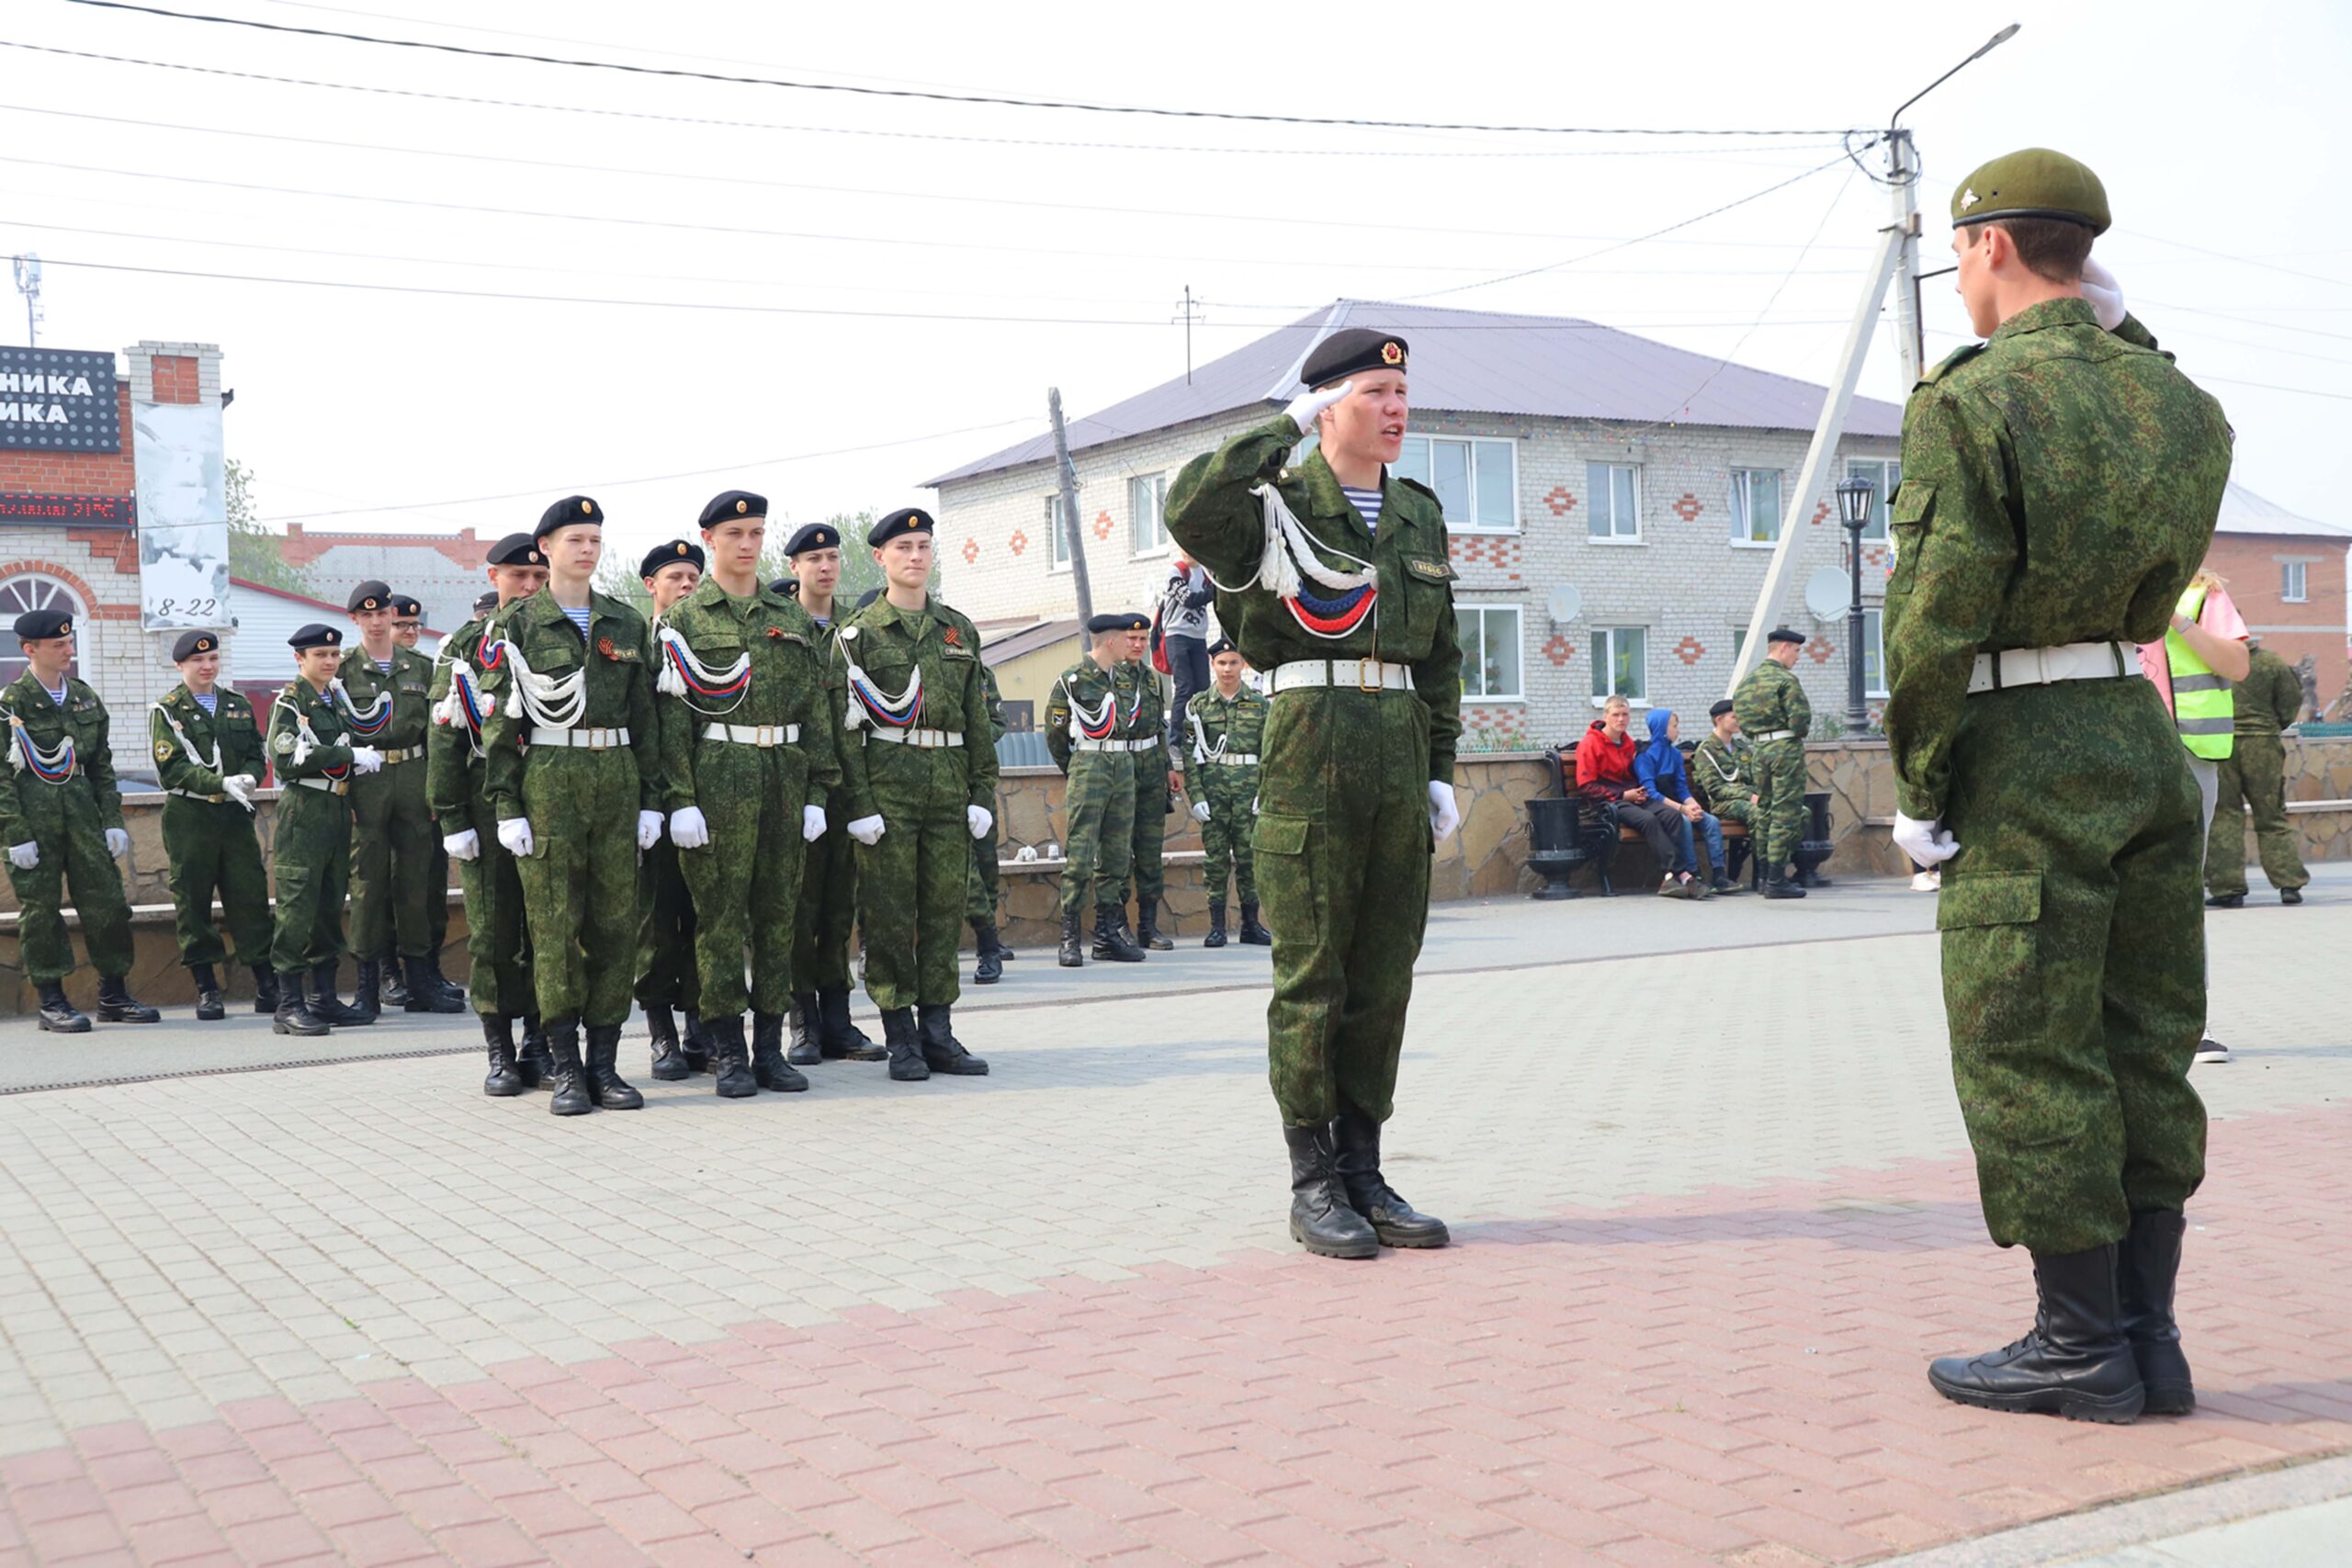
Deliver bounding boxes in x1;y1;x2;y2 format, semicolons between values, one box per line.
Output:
1457;604;1523;699
1862;607;1887;697
2282;560;2309;604
1393;434;1518;532
0;575;86;685
1591;626;1647;705
1585;462;1640;542
1728;468;1784;545
1731;623;1748;666
1848;457;1901;541
1129;473;1170;557
1045;494;1071;569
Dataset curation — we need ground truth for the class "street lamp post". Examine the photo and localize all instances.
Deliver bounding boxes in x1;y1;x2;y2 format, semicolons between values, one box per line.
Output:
1837;475;1876;736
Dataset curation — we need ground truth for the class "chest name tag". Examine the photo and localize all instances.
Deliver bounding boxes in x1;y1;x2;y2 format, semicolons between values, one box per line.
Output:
1405;557;1453;582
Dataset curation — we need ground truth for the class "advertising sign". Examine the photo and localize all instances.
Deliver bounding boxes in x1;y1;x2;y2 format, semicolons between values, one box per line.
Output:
133;400;231;630
0;346;121;452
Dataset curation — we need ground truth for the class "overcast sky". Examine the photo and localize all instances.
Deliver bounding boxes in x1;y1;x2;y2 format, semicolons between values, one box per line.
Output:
8;0;2347;572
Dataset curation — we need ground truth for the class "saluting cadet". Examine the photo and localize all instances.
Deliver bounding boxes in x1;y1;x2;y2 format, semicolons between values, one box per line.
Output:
1182;639;1272;949
1044;615;1147;967
658;491;840;1098
1732;628;1812;899
1166;326;1459;1260
4;608;158;1032
267;623;384;1034
830;508;992;1081
481;496;664;1118
151;630;273;1020
635;537;711;1082
392;594;460;1006
1883;150;2233;1423
966;660;1014;983
1117;615;1179;951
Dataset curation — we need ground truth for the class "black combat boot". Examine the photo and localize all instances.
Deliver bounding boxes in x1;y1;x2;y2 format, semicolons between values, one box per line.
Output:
95;975;160;1023
1928;1244;2145;1423
681;1010;712;1073
378;953;410;1009
709;1015;756;1099
584;1023;643;1109
646;1004;689;1081
481;1014;525;1097
1057;910;1084;967
1238;901;1272;946
307;962;371;1027
424;950;467;1010
880;1008;929;1082
751;1012;809;1092
517;1016;552;1089
816;987;887;1061
544;1020;593;1116
916;1004;989;1076
1133;899;1175;952
1092;905;1145;963
786;992;824;1066
1763;865;1808;899
2119;1210;2194;1415
251;963;279;1015
1204;901;1227;949
191;963;225;1021
972;918;1003;984
1283;1123;1378;1260
36;980;91;1033
271;970;329;1037
353;958;385;1021
1332;1101;1450;1248
403;956;463;1013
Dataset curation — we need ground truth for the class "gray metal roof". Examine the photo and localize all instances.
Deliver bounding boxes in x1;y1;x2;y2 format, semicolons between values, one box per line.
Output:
927;299;1905;487
2215;481;2352;540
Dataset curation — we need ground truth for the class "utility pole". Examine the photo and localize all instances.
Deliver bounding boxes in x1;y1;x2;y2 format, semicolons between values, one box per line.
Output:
10;254;40;347
1048;388;1094;628
1885;131;1925;388
1172;286;1204;385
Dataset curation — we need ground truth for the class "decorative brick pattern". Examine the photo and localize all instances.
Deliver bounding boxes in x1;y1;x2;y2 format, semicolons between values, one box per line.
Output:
1007;529;1029;557
1543;485;1577;516
1806;634;1836;664
1675;635;1707;666
1671;492;1704;522
1542;635;1574;668
960;537;979;565
1091;508;1113;542
1811;500;1831;525
1447;533;1522;584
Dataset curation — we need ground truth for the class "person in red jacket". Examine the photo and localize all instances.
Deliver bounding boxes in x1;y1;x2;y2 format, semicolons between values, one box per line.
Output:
1577;694;1697;898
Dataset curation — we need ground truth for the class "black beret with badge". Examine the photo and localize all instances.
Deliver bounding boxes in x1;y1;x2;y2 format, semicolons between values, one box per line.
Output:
1207;638;1235;659
1119;613;1150;632
1709;698;1736;719
866;507;933;547
172;631;220;661
1768;626;1806;646
536;494;601;542
485;532;545;568
698;490;766;528
784;522;841;558
13;608;73;642
639;539;706;580
472;590;500;616
1301;327;1408;389
346;580;393;614
391;595;423;618
288;623;342;651
772;578;799;597
1951;147;2110;235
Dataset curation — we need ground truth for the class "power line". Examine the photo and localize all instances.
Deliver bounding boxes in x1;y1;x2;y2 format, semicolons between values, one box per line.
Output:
2120;231;2352;291
1926;325;2352;402
62;1;1867;138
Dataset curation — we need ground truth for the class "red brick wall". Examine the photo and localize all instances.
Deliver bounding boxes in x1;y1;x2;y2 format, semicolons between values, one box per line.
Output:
281;525;488;570
148;355;201;406
0;384;138;496
2205;533;2349;714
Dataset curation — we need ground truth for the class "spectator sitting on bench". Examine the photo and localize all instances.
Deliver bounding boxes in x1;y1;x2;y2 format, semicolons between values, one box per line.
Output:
1577;694;1702;899
1638;708;1738;897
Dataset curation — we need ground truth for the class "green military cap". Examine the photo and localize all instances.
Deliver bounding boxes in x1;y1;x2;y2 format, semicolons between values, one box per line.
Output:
1951;148;2110;235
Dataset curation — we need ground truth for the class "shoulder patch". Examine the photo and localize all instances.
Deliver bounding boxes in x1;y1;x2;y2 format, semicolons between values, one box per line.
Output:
1404;556;1456;582
275;731;296;754
1919;343;1984;386
154;741;175;761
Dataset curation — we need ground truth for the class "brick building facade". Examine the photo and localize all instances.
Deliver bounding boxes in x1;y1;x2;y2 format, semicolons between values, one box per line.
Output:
2203;485;2350;717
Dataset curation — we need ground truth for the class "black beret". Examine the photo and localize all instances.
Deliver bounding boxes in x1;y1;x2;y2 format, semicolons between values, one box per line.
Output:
1119;613;1149;632
288;623;342;651
784;522;841;557
472;591;500;616
640;539;705;581
346;580;393;613
773;577;799;597
1086;614;1128;636
698;490;766;528
854;588;880;609
1709;698;1736;719
536;495;601;541
866;507;933;547
12;608;73;641
172;631;220;661
391;596;423;617
485;532;545;568
1206;638;1236;659
1301;327;1408;389
1767;626;1805;646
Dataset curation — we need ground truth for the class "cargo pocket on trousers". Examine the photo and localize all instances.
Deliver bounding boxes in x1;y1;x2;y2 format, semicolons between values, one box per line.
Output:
1252;812;1317;943
1936;870;2044;1048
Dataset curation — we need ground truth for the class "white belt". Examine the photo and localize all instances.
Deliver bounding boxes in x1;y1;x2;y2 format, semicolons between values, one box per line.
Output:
867;727;963;749
1966;640;2135;696
378;746;421;766
1123;736;1164;752
704;722;799;747
167;787;228;804
294;777;348;795
1213;752;1261;766
530;726;632;750
1071;737;1129;753
1752;729;1796;742
1270;658;1415;694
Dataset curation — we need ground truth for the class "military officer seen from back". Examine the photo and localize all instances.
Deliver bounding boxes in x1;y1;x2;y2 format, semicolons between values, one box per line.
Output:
1182;639;1272;949
151;630;273;1021
1165;326;1460;1260
1044;615;1147;967
1118;615;1180;951
1732;628;1812;898
2204;637;2310;908
266;623;383;1034
635;538;711;1083
1883;150;2233;1424
4;608;158;1032
830;507;992;1081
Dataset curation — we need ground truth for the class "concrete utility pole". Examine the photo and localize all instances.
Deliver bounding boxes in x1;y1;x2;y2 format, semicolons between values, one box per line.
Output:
1048;388;1094;628
1886;130;1926;389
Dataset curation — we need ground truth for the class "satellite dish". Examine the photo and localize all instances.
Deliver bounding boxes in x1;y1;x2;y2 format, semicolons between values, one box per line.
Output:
1803;567;1849;621
1546;583;1583;623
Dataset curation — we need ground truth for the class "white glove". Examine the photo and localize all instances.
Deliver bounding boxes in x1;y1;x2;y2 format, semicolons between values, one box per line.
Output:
1283;378;1352;434
105;827;131;859
846;813;886;846
2079;257;2125;333
7;840;39;870
636;809;663;851
802;804;827;842
1191;799;1212;824
1893;810;1961;867
349;746;383;775
221;773;256;810
496;817;536;858
442;829;481;863
668;806;710;850
1427;781;1461;845
967;805;993;840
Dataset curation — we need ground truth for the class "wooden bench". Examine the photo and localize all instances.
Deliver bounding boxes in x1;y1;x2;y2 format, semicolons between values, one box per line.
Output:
1539;740;1758;895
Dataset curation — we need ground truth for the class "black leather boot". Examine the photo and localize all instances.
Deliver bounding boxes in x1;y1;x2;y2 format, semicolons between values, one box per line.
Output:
1204;901;1227;949
917;1004;989;1076
1092;905;1145;963
972;919;1003;984
646;1004;689;1080
95;975;160;1023
481;1014;525;1097
544;1020;593;1116
424;951;468;1010
881;1008;929;1082
37;980;91;1033
307;962;370;1027
1928;1244;2145;1422
710;1015;756;1099
816;987;887;1061
991;923;1016;961
403;955;464;1013
786;992;824;1066
191;962;225;1021
752;1012;809;1092
585;1023;643;1109
2120;1210;2193;1415
1764;866;1808;899
681;1010;712;1073
251;963;279;1015
516;1016;552;1089
379;954;410;1010
1133;900;1174;952
1332;1102;1450;1248
1057;909;1084;967
1238;901;1272;946
1283;1123;1378;1259
272;969;328;1037
352;958;385;1021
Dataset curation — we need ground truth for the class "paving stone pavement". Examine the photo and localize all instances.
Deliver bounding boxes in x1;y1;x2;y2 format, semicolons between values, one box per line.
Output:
0;870;2346;1565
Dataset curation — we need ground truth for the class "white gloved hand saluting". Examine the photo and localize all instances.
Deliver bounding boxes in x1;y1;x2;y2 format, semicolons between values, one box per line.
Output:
967;805;992;840
1892;810;1961;867
105;827;131;859
1283;379;1352;434
349;746;383;775
496;817;536;858
636;809;664;852
802;805;827;842
846;814;886;846
442;829;480;863
1191;799;1212;824
8;840;40;870
222;773;256;811
2079;257;2125;333
1427;781;1461;845
668;806;709;850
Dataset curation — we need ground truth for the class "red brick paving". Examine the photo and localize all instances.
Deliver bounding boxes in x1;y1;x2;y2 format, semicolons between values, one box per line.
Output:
5;1101;2348;1567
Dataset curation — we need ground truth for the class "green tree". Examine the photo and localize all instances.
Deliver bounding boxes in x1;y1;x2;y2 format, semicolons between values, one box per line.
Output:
223;461;315;596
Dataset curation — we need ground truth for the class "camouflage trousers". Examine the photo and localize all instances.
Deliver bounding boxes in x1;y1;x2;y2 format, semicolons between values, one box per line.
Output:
514;749;640;1027
347;755;435;960
635;836;699;1014
1751;738;1806;871
160;793;271;970
795;783;859;995
1197;764;1259;905
1057;750;1135;919
1938;681;2207;1253
1128;758;1172;909
5;784;136;984
1255;689;1431;1128
967;802;1001;922
2205;737;2309;897
461;829;535;1019
679;742;810;1018
856;788;971;1010
269;784;350;976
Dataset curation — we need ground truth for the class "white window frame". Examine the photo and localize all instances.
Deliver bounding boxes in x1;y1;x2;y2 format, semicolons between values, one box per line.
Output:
1585;461;1642;546
2282;559;2309;604
1848;457;1902;542
1456;604;1525;702
1045;493;1071;571
1392;434;1521;535
0;574;87;685
1728;467;1785;547
1590;625;1649;707
1862;606;1888;698
1129;473;1170;558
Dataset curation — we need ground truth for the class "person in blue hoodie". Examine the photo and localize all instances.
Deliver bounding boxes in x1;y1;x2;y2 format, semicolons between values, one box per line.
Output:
1635;708;1736;897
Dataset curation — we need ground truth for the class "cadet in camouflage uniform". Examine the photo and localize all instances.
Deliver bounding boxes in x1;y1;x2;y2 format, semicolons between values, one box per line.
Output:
151;629;274;1021
1884;151;2233;1423
267;623;383;1033
1045;615;1147;967
1731;628;1812;897
2204;640;2310;906
1689;699;1762;883
659;491;840;1099
1182;639;1272;948
965;660;1015;984
1166;326;1458;1260
481;496;663;1118
831;507;992;1081
392;595;459;1007
635;538;709;1082
3;608;158;1032
1117;615;1179;950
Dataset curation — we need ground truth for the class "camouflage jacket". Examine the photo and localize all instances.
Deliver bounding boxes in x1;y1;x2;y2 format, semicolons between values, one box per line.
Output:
1883;300;2233;818
1045;656;1136;775
2235;648;2304;737
0;671;123;842
828;593;999;818
334;643;435;755
480;587;662;820
1687;733;1757;813
655;576;840;813
1118;659;1171;771
1180;683;1269;803
1733;660;1810;741
150;682;264;798
426;609;513;835
266;677;356;787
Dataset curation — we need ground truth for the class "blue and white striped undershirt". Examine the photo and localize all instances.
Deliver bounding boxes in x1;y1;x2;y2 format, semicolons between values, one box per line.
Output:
194;691;218;715
1340;485;1384;534
563;606;593;638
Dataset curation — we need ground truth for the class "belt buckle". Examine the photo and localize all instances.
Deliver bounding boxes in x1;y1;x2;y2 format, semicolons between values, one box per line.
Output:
1355;659;1381;694
756;725;775;747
